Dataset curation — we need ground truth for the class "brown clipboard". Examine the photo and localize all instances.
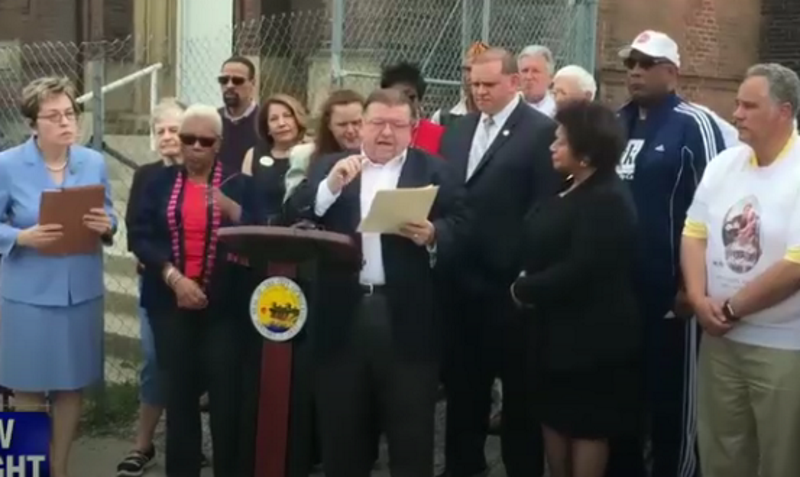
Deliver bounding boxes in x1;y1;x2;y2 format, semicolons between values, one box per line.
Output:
38;184;105;256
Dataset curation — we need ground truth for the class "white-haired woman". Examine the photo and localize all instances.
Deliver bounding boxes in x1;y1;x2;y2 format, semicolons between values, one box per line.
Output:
118;98;212;476
552;65;598;109
0;76;116;477
129;104;259;477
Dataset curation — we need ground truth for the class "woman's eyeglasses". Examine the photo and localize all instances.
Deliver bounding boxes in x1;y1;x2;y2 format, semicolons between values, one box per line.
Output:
217;75;246;86
38;110;77;124
179;134;217;148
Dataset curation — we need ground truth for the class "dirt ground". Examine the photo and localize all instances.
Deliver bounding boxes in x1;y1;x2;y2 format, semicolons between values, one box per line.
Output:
70;435;507;477
70;401;508;476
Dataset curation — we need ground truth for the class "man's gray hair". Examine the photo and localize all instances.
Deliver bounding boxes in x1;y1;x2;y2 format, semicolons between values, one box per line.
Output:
19;76;78;123
554;65;597;100
746;63;800;117
151;97;187;128
517;45;555;75
180;104;223;137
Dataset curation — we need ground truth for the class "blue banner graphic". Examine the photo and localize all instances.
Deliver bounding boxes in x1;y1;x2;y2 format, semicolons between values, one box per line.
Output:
0;412;50;477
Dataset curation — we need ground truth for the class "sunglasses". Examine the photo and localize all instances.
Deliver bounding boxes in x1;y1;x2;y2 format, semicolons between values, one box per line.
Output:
623;57;670;70
179;134;217;148
217;75;246;86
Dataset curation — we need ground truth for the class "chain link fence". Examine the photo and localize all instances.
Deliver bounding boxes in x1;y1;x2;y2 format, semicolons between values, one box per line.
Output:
0;0;597;386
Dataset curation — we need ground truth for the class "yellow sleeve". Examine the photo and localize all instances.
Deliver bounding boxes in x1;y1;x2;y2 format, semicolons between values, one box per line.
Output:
785;246;800;264
682;218;708;239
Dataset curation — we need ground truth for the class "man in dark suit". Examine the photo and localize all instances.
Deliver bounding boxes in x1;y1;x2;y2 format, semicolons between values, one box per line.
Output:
437;47;561;477
287;88;469;477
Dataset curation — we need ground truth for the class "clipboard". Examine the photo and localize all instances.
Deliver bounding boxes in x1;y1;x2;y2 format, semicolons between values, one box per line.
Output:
38;184;105;256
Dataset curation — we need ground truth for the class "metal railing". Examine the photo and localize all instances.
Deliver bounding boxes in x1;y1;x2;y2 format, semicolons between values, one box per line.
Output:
77;61;162;155
0;0;598;388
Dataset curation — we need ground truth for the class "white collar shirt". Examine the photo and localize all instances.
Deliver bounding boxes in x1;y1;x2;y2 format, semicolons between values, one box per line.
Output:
314;150;407;285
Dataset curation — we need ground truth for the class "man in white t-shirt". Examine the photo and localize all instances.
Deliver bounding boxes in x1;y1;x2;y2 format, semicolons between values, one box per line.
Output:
681;63;800;477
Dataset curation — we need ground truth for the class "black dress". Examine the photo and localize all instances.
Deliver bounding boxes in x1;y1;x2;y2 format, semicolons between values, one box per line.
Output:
249;140;291;224
512;170;643;439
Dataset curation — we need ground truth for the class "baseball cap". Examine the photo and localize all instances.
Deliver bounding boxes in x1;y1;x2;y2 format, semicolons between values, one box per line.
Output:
618;30;680;68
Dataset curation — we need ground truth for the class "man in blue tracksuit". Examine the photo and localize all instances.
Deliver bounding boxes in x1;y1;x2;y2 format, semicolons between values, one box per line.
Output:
608;31;728;477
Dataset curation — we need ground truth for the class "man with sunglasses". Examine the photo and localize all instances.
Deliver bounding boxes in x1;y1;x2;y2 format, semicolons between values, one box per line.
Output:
614;30;727;477
217;56;259;171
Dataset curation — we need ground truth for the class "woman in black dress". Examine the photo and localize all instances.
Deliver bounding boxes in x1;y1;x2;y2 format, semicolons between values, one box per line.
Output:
510;101;642;477
240;93;307;223
236;93;308;474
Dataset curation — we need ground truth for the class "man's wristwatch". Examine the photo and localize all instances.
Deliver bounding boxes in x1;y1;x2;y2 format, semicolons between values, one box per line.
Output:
722;299;740;322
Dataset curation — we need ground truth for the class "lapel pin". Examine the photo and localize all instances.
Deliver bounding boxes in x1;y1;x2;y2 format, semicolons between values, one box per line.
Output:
259;156;274;167
502;130;510;136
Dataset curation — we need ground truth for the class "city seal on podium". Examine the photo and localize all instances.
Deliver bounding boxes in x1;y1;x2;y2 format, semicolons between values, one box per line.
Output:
249;276;308;342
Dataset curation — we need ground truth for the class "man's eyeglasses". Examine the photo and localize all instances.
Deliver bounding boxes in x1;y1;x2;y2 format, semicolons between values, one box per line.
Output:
217;75;247;86
38;110;77;124
623;57;670;70
366;119;412;130
179;134;217;148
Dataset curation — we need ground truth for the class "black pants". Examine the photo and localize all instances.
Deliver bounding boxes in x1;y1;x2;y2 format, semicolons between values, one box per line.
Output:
315;292;439;477
151;307;242;477
646;316;700;477
441;291;544;477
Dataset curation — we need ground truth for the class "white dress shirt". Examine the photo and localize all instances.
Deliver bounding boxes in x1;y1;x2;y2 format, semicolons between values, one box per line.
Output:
467;94;520;180
314;152;407;285
528;92;557;118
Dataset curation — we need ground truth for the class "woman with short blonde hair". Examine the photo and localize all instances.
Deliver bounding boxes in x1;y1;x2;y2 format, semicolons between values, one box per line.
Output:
0;76;116;477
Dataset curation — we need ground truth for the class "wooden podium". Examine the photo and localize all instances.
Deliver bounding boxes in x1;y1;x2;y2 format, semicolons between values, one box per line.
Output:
219;226;360;477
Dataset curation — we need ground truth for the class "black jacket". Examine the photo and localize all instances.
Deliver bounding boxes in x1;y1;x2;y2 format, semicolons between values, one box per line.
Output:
513;171;641;371
128;163;261;312
285;148;470;360
438;101;561;297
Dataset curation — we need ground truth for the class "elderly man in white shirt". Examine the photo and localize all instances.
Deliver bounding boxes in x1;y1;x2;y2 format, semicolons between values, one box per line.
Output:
552;64;598;108
517;44;557;117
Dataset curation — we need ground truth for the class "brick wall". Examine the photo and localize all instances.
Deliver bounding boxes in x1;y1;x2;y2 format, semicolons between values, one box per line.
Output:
597;0;760;119
760;0;800;75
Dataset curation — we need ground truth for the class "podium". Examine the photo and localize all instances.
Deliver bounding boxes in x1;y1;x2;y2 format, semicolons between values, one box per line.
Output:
218;226;360;477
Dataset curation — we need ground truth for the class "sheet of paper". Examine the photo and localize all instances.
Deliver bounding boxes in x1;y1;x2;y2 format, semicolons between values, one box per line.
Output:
357;185;439;234
38;184;105;256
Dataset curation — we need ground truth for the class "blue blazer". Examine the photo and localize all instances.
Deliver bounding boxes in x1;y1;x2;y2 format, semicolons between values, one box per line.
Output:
128;163;261;312
0;138;117;307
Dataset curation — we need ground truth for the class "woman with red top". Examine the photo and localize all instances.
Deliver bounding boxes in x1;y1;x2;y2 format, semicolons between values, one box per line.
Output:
129;104;259;477
380;61;445;156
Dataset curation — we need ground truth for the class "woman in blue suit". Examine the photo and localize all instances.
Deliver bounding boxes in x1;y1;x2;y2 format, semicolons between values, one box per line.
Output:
0;77;116;477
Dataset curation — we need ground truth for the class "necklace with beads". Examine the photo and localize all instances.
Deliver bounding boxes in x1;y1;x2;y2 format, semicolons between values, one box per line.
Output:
45;161;68;172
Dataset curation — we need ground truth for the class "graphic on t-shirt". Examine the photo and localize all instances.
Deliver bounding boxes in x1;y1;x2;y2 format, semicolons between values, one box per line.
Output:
617;139;643;181
721;196;763;273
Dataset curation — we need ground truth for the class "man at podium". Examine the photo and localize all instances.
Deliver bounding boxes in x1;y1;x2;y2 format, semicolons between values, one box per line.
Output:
286;88;469;477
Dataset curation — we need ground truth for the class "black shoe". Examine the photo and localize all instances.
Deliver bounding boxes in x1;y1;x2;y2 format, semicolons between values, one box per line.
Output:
116;447;156;477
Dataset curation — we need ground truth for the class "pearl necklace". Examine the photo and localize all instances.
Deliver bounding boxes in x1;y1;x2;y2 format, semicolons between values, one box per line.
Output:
45;161;68;172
